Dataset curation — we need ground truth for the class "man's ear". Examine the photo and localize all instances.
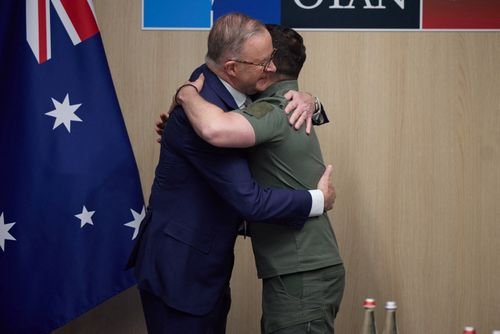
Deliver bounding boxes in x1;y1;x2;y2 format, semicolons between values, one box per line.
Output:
224;61;237;77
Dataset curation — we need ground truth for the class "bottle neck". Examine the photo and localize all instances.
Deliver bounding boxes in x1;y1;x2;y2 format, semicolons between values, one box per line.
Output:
361;309;377;334
382;310;397;334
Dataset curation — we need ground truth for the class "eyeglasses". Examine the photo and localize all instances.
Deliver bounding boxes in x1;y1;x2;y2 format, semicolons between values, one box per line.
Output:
228;48;277;72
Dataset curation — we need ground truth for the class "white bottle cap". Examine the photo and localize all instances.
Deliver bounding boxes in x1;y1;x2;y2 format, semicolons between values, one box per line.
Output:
464;326;476;333
385;301;397;310
491;331;500;334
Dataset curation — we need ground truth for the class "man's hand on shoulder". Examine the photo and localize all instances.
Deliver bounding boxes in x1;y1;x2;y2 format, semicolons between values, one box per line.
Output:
284;90;315;135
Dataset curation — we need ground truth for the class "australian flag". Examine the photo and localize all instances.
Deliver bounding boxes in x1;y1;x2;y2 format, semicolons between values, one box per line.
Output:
0;1;144;333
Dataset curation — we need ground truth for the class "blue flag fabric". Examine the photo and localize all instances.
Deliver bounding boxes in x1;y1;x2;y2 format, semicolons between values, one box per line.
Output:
0;1;144;333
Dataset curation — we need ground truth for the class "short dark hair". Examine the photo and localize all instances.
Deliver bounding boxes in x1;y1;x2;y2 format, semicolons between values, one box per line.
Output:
265;24;306;79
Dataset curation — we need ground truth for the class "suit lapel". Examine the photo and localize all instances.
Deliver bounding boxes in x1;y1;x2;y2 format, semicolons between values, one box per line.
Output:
200;65;239;111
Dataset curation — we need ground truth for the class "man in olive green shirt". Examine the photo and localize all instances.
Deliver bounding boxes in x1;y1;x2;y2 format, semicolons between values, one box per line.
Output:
176;25;345;334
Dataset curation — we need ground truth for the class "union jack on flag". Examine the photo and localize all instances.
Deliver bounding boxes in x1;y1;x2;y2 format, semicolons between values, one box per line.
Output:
0;1;144;333
26;0;100;64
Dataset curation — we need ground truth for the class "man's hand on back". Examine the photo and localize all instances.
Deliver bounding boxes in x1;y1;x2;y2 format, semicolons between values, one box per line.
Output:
317;165;336;211
155;113;168;143
155;74;206;143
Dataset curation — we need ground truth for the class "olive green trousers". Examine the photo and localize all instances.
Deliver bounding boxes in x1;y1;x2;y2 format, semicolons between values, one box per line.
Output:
261;264;345;334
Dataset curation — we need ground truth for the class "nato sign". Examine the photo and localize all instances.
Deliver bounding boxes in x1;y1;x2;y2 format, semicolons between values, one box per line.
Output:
143;0;500;30
283;0;419;29
143;0;419;29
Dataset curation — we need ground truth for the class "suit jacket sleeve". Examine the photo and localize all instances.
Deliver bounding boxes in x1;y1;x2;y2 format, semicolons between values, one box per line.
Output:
167;67;312;226
184;131;311;223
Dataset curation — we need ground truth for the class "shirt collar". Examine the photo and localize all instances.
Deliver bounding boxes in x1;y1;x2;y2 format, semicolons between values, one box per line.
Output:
219;78;248;109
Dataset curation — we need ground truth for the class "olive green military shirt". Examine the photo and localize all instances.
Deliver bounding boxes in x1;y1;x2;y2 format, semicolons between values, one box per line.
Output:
238;80;342;279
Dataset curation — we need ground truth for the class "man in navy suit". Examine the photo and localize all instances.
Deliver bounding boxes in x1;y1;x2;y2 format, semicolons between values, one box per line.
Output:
127;13;335;334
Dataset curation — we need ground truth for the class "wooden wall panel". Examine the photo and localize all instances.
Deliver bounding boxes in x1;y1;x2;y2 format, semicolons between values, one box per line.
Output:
55;1;500;333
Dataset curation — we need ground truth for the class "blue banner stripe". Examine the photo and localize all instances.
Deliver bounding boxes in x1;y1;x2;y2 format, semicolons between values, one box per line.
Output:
213;0;281;24
144;0;212;28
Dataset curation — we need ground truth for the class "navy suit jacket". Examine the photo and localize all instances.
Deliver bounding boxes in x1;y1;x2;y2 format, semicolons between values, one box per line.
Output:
128;64;312;316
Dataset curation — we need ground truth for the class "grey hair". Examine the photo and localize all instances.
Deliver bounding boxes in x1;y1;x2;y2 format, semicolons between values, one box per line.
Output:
205;13;267;66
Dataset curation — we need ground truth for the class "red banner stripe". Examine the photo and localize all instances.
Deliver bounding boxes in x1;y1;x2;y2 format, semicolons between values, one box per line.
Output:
423;0;500;29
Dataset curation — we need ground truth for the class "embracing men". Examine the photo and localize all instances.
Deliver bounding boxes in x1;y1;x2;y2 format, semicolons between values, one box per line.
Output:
175;23;345;334
128;13;343;334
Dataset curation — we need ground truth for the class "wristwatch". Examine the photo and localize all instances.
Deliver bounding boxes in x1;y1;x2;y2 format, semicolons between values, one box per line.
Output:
313;96;321;114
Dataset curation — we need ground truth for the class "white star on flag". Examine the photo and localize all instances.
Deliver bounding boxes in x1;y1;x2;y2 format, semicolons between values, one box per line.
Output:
124;206;145;240
0;212;16;252
45;93;82;132
75;206;95;228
